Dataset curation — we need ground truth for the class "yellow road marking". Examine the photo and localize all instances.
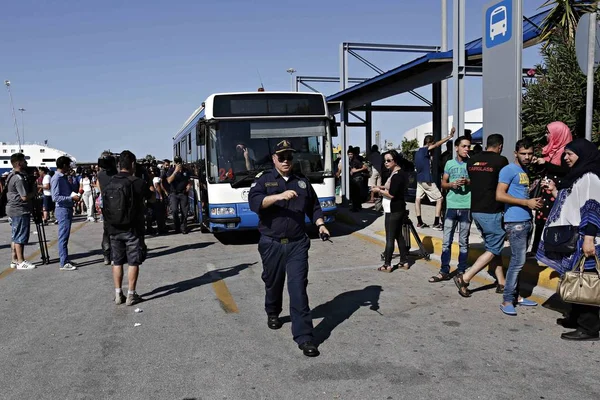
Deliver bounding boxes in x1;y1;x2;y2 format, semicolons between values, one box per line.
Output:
0;221;87;280
207;263;239;314
211;280;239;314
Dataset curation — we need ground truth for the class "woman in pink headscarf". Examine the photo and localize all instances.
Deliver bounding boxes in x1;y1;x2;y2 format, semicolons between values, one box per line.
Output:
530;121;573;255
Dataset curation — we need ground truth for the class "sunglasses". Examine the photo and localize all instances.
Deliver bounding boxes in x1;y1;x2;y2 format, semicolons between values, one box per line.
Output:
277;154;294;162
384;159;394;163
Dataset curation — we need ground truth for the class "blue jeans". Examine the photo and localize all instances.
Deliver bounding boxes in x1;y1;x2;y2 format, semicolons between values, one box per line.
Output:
440;209;472;275
503;221;532;304
472;212;505;255
56;207;73;267
10;214;31;245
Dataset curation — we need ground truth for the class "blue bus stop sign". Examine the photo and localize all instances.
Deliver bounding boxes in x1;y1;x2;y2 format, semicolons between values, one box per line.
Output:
482;0;522;159
485;0;513;49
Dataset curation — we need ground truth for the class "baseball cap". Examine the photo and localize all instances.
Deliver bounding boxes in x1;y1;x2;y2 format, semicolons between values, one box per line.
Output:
274;140;296;154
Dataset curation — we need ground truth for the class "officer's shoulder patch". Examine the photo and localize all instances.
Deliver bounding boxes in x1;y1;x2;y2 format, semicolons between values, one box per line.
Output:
251;182;257;188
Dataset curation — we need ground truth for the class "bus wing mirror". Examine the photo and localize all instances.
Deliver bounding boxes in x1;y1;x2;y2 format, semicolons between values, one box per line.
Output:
329;117;338;137
196;124;206;146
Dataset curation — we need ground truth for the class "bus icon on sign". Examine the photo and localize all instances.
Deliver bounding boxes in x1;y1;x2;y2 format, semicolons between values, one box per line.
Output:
490;6;507;40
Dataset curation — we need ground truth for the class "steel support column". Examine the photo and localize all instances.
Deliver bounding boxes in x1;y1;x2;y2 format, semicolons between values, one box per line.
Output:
432;81;443;187
452;0;465;134
340;103;350;203
441;0;449;137
339;43;349;91
365;104;372;156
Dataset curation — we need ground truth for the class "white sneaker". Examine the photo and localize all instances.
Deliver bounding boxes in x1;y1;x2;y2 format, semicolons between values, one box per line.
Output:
16;261;36;270
10;262;18;269
87;217;95;222
59;263;77;271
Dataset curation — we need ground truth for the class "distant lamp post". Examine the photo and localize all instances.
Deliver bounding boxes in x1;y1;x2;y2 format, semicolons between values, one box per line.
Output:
286;68;296;92
4;80;21;148
18;108;26;145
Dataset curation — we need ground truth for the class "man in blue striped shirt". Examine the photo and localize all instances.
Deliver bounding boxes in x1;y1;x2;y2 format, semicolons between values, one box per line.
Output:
51;156;80;271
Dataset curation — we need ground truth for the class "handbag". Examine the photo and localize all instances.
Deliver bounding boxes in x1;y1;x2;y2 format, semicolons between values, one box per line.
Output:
557;255;600;306
543;225;579;254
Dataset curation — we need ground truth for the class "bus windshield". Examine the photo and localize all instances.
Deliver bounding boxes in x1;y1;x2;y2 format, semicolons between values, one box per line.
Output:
207;119;332;186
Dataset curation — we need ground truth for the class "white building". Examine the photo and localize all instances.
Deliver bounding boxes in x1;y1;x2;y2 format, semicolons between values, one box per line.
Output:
402;108;483;145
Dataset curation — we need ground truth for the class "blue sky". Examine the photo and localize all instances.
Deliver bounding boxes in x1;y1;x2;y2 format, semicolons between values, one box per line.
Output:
0;0;548;162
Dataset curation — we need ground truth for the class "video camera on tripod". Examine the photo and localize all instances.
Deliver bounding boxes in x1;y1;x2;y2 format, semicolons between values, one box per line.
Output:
25;166;50;264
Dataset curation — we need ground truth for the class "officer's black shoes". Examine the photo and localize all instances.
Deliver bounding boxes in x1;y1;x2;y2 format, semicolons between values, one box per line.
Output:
267;315;283;330
298;341;320;357
560;330;600;341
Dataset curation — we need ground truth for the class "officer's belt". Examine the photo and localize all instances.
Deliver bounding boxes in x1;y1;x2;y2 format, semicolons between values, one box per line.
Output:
263;235;305;244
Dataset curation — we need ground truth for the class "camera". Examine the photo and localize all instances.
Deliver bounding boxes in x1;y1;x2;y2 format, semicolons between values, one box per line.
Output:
98;155;117;171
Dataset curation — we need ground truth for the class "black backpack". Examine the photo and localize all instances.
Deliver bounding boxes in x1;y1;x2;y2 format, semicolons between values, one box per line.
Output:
102;175;135;225
0;173;16;219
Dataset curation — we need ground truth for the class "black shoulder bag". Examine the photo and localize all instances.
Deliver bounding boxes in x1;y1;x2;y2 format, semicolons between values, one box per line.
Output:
543;225;579;259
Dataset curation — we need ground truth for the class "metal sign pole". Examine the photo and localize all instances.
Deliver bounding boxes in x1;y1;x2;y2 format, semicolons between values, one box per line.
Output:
585;12;597;141
453;0;465;135
441;0;449;137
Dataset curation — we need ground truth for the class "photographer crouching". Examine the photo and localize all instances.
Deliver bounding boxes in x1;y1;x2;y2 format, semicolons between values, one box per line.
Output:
96;152;118;265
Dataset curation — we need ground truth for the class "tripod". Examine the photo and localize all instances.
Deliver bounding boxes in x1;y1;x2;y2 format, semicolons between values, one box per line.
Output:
380;210;430;262
31;196;50;264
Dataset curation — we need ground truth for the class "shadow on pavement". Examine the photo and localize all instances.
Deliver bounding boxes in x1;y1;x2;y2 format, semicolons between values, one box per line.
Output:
70;249;103;261
147;242;213;259
468;283;498;294
0;243;10;250
542;292;570;316
307;285;383;346
333;206;382;237
141;263;255;301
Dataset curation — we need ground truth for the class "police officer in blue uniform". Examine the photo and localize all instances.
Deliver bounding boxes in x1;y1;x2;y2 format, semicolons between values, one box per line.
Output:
249;140;330;357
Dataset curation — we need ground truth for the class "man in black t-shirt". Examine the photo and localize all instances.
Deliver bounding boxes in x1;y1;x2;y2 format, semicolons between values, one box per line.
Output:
107;150;151;306
97;153;118;265
166;156;192;234
453;134;509;297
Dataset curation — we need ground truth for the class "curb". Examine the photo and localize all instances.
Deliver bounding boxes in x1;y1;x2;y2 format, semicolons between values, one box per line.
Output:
335;211;559;293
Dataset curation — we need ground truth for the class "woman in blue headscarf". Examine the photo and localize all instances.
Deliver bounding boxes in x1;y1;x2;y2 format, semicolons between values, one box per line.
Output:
537;138;600;341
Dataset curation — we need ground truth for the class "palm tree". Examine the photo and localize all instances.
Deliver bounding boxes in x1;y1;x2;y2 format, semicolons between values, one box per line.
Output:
539;0;598;42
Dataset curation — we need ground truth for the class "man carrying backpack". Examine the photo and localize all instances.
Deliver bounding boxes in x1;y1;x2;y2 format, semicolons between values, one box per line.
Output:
3;153;36;270
103;150;150;306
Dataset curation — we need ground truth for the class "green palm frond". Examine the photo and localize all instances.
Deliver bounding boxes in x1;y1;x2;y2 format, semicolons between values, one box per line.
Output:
539;0;597;43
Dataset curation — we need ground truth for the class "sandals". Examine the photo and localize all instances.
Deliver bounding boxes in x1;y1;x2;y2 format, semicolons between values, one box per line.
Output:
395;260;410;270
377;265;394;273
453;274;471;297
428;273;450;283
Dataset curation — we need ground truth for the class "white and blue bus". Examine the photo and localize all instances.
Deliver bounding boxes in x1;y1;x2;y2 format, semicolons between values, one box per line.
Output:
172;91;337;233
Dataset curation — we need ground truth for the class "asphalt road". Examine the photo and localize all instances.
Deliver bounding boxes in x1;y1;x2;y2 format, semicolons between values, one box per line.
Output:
1;216;598;400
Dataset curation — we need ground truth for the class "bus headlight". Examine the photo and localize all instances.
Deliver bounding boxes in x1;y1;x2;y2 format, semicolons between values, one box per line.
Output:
210;207;236;216
320;200;335;209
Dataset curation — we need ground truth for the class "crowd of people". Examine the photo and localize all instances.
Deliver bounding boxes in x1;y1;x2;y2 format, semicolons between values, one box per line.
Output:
2;125;599;352
3;151;193;279
368;123;600;341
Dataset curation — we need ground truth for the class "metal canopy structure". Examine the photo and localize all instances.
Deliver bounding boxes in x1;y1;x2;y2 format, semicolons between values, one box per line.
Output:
327;9;547;108
326;8;548;201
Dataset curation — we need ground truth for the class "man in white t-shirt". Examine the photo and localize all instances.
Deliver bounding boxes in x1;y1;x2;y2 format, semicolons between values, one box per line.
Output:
39;167;54;224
